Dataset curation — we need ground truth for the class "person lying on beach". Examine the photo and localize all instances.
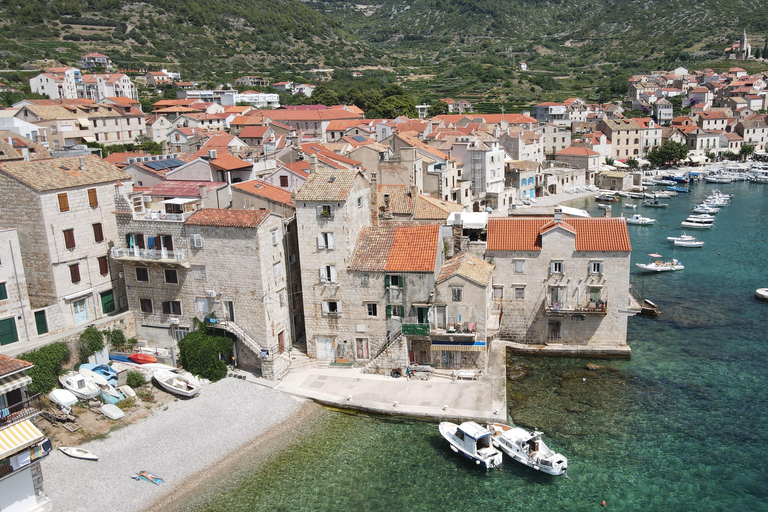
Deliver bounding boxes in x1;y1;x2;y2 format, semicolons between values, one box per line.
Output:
132;471;164;485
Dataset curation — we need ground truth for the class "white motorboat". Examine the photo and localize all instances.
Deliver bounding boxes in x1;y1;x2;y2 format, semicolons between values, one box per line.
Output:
487;423;567;476
636;254;684;272
624;203;638;209
49;389;78;410
756;288;768;301
153;369;201;398
642;199;668;208
79;368;124;404
681;216;714;229
691;204;719;214
673;236;704;247
624;213;655;225
59;447;98;461
59;371;101;400
439;421;502;469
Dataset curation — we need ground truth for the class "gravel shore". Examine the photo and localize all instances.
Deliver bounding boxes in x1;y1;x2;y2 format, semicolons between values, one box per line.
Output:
42;378;309;512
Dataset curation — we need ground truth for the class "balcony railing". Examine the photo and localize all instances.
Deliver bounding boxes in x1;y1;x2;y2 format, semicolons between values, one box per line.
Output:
545;300;608;315
133;210;194;222
111;246;188;264
401;323;477;341
0;394;44;429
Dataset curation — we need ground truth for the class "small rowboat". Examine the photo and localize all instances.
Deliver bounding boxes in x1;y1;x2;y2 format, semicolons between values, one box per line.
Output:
129;353;157;364
100;403;125;420
59;447;98;461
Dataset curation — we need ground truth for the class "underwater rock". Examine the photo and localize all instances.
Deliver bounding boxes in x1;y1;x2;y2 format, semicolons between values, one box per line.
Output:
507;365;527;380
586;363;604;371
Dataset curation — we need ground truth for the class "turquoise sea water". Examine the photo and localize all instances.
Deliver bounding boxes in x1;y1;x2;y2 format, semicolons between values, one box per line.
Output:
181;179;768;512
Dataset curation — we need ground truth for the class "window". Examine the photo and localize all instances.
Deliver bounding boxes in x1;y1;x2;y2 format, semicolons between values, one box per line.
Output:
361;274;370;287
322;300;341;315
493;286;503;299
162;301;182;315
452;287;463;302
320;265;337;283
192;265;206;280
136;267;149;282
356;338;370;359
98;256;109;276
589;261;604;275
317;205;333;219
514;260;525;274
386;275;401;288
515;286;525;299
87;188;98;207
164;269;178;284
550;261;564;274
357;196;363;208
0;317;19;346
69;264;81;283
270;229;279;246
366;303;378;317
317;232;334;250
140;298;153;313
386;304;404;318
279;175;289;187
63;229;76;249
190;234;203;248
0;282;7;301
273;262;282;278
58;193;69;212
91;223;104;243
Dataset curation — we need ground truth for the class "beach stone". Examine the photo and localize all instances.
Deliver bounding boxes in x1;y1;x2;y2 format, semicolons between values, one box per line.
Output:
586;363;604;371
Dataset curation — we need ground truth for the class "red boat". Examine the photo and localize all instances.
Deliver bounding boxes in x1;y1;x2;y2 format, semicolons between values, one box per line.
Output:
129;353;158;364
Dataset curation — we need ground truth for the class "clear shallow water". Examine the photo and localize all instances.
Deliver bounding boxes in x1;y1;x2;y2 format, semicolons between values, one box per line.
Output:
183;180;768;512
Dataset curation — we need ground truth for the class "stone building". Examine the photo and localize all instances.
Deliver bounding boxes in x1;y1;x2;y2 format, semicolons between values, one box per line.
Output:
487;210;637;354
0;155;129;338
0;229;39;347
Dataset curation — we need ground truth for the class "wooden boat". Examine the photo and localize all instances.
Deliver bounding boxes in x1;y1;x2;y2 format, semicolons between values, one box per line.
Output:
59;447;98;461
59;371;101;400
439;421;502;469
487;423;567;476
129;353;157;364
100;403;125;420
640;299;660;317
153;369;201;398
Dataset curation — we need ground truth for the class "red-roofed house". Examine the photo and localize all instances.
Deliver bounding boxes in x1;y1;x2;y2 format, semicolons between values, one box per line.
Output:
146;71;169;87
232;179;295;217
239;125;274;146
487;210;636;353
261;163;308;193
554;146;601;171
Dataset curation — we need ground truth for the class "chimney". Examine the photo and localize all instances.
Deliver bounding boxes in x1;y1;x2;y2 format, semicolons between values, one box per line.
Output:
79;156;85;171
310;154;318;174
554;207;563;223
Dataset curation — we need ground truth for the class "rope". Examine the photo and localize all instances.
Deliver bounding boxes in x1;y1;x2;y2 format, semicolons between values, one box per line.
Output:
564;473;606;508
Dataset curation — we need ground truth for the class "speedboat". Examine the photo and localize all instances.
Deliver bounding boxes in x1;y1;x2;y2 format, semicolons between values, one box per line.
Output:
624;213;655;225
691;204;719;214
59;371;101;400
153;369;201;398
756;288;768;301
487;423;567;476
439;421;502;469
642;199;668;208
673;236;704;247
624;203;638;209
681;215;714;229
636;254;684;272
595;194;617;202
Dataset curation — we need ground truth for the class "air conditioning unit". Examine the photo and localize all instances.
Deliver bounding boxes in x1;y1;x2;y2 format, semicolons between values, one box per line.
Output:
206;290;217;298
170;318;180;325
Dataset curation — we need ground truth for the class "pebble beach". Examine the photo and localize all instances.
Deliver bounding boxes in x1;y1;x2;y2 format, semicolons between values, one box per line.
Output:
41;378;312;512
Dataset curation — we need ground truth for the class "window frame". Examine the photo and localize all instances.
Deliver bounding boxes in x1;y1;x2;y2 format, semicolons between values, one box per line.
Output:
550;261;564;275
0;282;7;301
164;268;179;284
136;267;149;282
162;300;182;316
451;287;463;302
92;223;104;243
589;261;604;275
140;298;153;313
270;229;279;246
63;229;76;250
514;259;525;274
514;286;526;300
366;302;378;317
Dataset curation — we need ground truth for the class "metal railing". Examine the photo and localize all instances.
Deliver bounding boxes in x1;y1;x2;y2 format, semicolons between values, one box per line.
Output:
110;246;188;263
0;394;44;429
133;210;194;222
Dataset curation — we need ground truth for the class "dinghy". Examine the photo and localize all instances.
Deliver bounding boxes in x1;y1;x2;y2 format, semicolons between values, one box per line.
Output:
100;403;125;420
59;447;98;461
153;369;201;398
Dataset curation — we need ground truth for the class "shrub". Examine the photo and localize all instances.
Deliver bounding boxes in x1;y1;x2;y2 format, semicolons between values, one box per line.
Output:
18;342;70;395
136;389;155;403
78;326;104;364
177;323;232;382
116;398;136;410
126;371;146;389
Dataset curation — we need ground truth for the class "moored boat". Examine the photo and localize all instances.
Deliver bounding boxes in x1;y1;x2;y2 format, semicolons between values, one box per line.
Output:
673;237;704;248
439;421;502;469
642;199;668;208
624;213;655;225
636;254;684;272
487;423;567;476
756;288;768;301
595;194;617;202
153;369;201;398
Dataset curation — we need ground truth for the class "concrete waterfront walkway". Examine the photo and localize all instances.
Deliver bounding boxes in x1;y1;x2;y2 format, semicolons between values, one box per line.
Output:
242;343;509;424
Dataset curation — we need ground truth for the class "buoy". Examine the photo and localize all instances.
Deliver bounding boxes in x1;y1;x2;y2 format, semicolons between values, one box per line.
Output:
601;500;606;507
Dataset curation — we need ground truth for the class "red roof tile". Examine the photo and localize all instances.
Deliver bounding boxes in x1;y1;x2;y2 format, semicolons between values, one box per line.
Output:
145;180;225;197
487;217;631;252
348;224;441;272
185;208;270;228
0;353;33;377
210;154;251;171
232;179;294;206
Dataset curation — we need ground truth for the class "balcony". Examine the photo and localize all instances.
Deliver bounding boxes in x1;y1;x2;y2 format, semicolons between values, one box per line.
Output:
0;394;44;429
401;323;477;342
110;246;189;267
545;300;608;315
133;210;195;222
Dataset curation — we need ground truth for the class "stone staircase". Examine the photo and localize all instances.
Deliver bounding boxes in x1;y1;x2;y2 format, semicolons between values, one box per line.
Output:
288;345;333;373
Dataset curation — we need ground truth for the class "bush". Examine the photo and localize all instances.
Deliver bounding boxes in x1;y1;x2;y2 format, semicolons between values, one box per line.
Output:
126;371;146;389
116;398;136;410
177;323;232;382
18;342;70;395
78;326;104;364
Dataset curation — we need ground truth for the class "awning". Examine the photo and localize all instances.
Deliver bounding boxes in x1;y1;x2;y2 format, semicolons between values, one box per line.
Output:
613;161;629;168
158;198;198;205
63;288;93;301
431;342;487;352
0;420;44;460
77;118;92;128
637;158;651;167
0;373;32;395
688;155;707;163
82;136;96;143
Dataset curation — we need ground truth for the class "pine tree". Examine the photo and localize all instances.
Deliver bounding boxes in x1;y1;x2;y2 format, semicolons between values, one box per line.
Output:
763;38;768;59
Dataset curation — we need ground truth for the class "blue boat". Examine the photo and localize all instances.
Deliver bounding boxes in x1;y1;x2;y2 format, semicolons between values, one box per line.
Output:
667;186;690;193
80;363;119;387
109;354;132;363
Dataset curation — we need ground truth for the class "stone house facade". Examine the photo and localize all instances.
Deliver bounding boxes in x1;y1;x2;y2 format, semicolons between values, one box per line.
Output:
487;212;636;352
0;229;38;347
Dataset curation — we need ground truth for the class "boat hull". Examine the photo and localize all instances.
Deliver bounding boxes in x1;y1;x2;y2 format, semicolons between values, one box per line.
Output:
153;369;201;398
59;447;98;461
756;289;768;302
439;422;502;469
487;423;567;476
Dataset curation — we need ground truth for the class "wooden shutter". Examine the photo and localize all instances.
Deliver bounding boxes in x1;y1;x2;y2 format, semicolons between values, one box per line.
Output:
98;256;108;275
58;193;69;212
87;188;98;207
327;232;334;250
63;229;75;249
319;267;326;282
0;282;7;300
384;275;390;287
93;223;104;243
162;301;171;314
322;301;329;315
317;233;325;249
136;234;145;249
386;305;392;318
69;264;80;283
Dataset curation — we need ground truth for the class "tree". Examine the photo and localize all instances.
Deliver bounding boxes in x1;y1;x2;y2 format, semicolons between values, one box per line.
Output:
627;157;639;169
381;83;405;98
428;100;449;117
740;144;755;161
646;140;688;166
369;95;416;119
309;84;339;107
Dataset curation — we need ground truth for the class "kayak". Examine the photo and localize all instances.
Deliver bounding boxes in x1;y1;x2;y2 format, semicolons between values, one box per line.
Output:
128;353;157;364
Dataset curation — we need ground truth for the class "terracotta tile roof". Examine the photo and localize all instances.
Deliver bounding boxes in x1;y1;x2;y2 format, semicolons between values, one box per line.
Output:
103;152;149;166
348;224;440;272
284;161;310;177
239;125;270;138
556;147;599;157
210;154;251;171
0;353;33;377
301;143;362;168
232;179;294;206
0;155;130;192
413;195;464;220
145;180;226;197
295;168;362;202
0;131;51;161
377;185;415;215
437;252;494;286
487;217;631;252
185;208;270;228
